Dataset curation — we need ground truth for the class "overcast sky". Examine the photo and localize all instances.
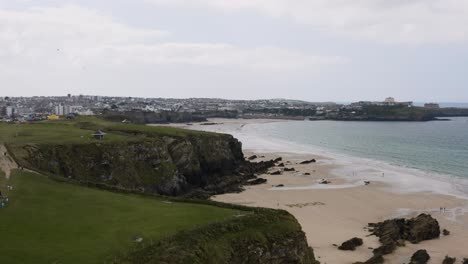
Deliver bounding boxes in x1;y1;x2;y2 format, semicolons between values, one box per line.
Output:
1;0;468;102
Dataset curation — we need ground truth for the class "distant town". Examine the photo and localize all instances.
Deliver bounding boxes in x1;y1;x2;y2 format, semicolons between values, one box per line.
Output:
0;95;465;123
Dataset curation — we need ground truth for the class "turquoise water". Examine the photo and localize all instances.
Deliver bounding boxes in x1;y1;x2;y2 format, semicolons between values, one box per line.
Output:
242;117;468;179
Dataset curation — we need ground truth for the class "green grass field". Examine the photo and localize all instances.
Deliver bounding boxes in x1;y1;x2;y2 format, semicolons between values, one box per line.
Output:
0;117;221;145
0;122;130;144
0;171;236;264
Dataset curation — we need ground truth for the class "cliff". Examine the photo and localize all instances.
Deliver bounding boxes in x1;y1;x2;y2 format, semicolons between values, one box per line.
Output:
9;132;247;196
112;207;319;264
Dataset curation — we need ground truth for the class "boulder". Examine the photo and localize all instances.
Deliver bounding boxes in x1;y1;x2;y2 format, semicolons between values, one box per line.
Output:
304;173;311;175
442;229;450;236
353;254;384;264
284;168;296;172
239;160;276;175
270;171;282;175
277;163;285;167
463;258;468;264
274;157;283;163
247;155;258;160
275;184;285;187
405;214;440;243
442;256;456;264
338;237;363;251
246;178;267;185
409;249;430;264
372;242;396;256
300;159;316;164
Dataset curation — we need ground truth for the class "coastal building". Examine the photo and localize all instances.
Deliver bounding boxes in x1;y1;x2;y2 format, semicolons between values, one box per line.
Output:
424;103;440;109
384;97;395;104
55;104;67;116
6;106;16;117
351;98;413;108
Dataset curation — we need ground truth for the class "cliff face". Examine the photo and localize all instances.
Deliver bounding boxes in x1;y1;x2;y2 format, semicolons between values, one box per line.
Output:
10;134;245;196
113;208;319;264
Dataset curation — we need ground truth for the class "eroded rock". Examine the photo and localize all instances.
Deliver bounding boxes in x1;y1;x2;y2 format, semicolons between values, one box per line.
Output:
410;249;430;264
338;237;363;251
246;178;267;185
356;214;440;264
248;155;258;160
353;254;384;264
442;229;450;236
442;256;456;264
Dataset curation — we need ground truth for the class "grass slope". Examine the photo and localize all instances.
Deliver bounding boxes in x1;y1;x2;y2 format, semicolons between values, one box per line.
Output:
0;116;221;146
0;171;236;264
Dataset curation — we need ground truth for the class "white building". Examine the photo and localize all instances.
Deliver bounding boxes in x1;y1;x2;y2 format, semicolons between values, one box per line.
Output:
55;104;77;116
6;106;16;117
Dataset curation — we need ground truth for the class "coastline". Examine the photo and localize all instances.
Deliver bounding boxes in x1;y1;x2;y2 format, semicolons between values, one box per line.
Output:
151;118;468;263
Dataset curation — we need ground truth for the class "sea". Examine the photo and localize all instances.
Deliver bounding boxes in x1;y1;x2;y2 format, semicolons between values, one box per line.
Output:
195;117;468;198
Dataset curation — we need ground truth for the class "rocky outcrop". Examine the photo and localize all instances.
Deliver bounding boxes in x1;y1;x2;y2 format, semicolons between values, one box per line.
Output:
356;214;440;263
247;155;258;160
274;157;283;162
442;256;456;264
369;214;440;254
338;237;363;251
246;178;267;185
300;159;316;164
410;249;430;264
238;159;276;175
353;255;384;264
405;214;440;243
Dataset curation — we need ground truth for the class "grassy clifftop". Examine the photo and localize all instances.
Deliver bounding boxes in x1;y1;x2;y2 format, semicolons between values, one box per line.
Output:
3;117;244;196
0;116;222;145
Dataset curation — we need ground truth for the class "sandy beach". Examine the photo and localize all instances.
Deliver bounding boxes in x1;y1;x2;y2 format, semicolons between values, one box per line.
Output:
153;119;468;264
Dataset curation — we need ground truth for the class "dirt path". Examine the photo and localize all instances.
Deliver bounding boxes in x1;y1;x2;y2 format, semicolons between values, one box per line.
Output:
0;144;18;179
